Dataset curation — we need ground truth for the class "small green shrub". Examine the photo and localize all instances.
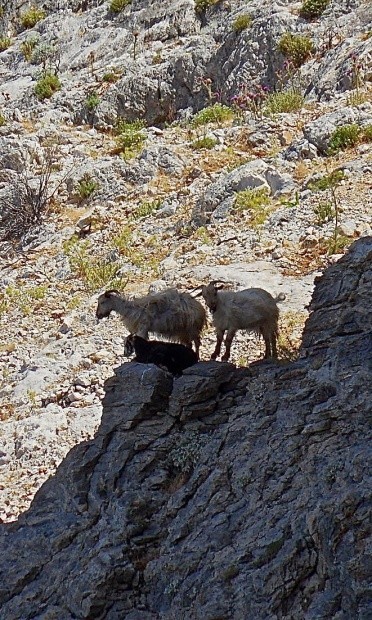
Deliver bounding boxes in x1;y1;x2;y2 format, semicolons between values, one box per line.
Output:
0;7;4;18
77;174;99;200
326;232;350;255
110;0;131;13
20;6;46;29
115;119;146;159
20;35;39;61
34;72;61;100
1;284;48;317
167;432;206;475
102;70;121;83
0;36;11;51
191;103;234;127
234;187;271;227
134;199;162;219
278;33;314;67
264;90;304;114
313;201;335;225
195;0;219;13
232;14;252;32
328;124;361;154
300;0;330;19
85;91;100;111
307;170;344;192
31;41;59;70
191;136;218;150
63;236;125;292
0;111;6;126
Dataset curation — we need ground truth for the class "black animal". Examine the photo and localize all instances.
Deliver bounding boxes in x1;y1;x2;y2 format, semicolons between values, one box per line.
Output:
124;334;198;376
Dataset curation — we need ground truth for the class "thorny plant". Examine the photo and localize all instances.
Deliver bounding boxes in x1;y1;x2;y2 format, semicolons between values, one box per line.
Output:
0;146;74;241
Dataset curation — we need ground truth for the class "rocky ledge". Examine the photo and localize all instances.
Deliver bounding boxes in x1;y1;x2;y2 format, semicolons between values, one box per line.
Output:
0;236;371;619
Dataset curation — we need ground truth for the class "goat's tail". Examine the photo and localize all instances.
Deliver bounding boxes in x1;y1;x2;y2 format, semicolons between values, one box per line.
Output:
275;293;286;303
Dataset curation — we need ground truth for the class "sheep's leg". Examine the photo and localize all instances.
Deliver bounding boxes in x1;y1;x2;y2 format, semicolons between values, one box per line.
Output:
221;329;236;362
211;329;225;360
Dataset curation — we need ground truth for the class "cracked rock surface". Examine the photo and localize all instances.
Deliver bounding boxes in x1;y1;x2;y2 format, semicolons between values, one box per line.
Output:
0;237;370;619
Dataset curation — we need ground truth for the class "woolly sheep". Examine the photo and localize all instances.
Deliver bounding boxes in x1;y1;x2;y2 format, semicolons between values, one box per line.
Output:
194;281;285;361
96;288;206;355
124;334;198;376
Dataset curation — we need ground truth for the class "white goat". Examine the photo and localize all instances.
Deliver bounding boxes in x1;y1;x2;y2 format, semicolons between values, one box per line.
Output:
96;288;206;355
194;281;285;361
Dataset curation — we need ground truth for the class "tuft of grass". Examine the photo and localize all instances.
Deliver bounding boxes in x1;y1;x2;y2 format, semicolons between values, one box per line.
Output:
115;119;146;160
85;91;100;111
313;201;335;225
300;0;330;19
234;187;271;227
191;136;218;150
194;0;220;13
77;174;99;200
20;6;46;29
191;103;234;128
325;232;350;255
20;35;39;61
133;199;162;219
110;0;131;13
63;236;125;292
278;33;314;67
34;72;61;100
264;90;304;114
232;14;252;32
362;124;372;142
328;124;361;154
307;170;345;192
102;70;121;83
0;111;6;126
277;311;307;362
0;36;11;51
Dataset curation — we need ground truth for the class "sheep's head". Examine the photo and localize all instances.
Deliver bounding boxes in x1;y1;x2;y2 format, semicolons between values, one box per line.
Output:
95;290;120;320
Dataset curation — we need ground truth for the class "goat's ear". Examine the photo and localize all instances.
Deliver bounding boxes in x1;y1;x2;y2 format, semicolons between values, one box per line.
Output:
216;284;225;290
105;289;120;297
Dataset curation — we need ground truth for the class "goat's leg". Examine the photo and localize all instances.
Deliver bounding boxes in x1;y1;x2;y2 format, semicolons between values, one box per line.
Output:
221;329;236;362
211;329;224;360
271;333;278;358
194;335;201;359
263;336;271;358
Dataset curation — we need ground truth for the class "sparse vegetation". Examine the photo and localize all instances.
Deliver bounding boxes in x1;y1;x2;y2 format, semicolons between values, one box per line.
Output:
362;125;372;142
102;69;121;83
0;36;11;51
328;124;361;154
264;89;304;114
195;0;219;13
191;103;234;128
191;136;218;150
133;199;162;219
300;0;330;19
34;71;61;100
234;187;271;227
277;311;307;362
77;174;100;200
232;14;252;32
167;431;206;475
20;35;39;61
307;170;345;192
20;6;46;30
85;91;100;111
0;284;48;318
0;111;6;126
313;201;335;225
278;33;314;67
110;0;131;13
63;236;126;292
115;119;146;159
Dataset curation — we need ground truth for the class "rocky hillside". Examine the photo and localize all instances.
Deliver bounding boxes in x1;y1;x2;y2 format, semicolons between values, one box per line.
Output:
0;0;371;524
0;236;371;619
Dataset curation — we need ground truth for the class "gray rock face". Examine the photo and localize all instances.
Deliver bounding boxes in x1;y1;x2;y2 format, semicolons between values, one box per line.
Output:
192;159;296;225
0;237;371;619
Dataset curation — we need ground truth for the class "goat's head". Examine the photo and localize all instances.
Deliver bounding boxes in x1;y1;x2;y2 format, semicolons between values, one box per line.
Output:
95;289;121;320
192;280;227;312
123;334;135;357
